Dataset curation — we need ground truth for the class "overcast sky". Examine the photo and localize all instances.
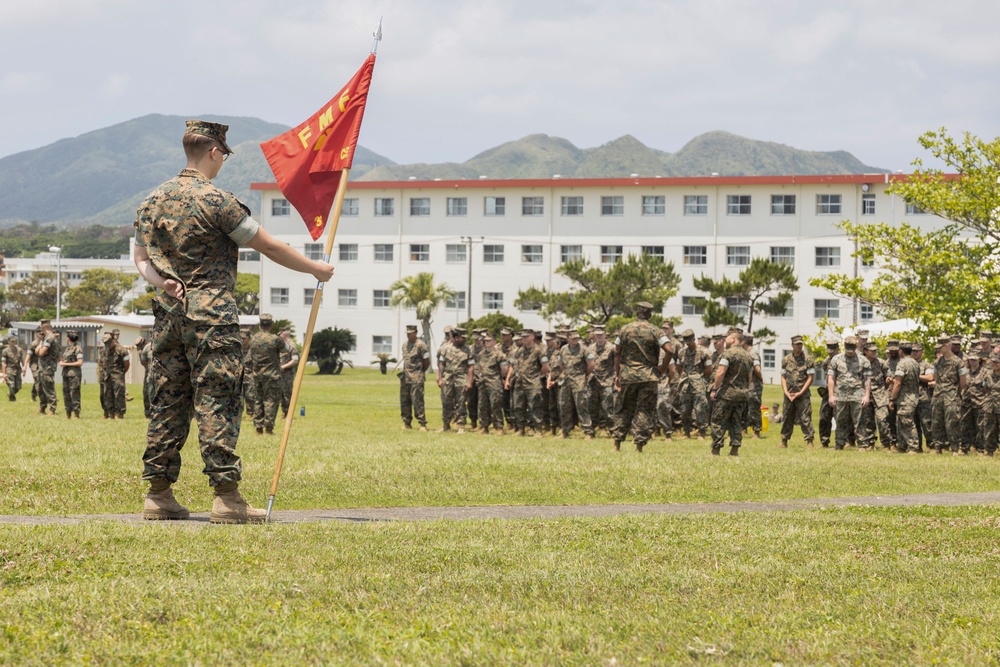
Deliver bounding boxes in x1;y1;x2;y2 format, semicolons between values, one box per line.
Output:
1;0;997;171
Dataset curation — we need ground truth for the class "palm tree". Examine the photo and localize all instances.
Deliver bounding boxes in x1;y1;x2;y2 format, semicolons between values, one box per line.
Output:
389;272;455;348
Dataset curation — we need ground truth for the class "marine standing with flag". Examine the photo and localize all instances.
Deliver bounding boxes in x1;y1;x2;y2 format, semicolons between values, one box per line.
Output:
134;120;333;524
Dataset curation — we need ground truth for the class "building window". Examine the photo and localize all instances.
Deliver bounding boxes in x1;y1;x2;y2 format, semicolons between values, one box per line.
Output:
484;245;504;263
410;197;430;216
770;246;795;266
861;255;875;268
816;194;842;215
410;244;429;262
446;291;467;310
485;196;505;216
373;290;391;308
727;246;751;266
814;299;840;319
520;300;541;313
726;297;749;318
682;296;704;316
561;196;584;216
271;198;291;216
601;245;623;264
304;288;316;306
906;203;927;215
860;303;874;321
684;246;707;265
447;197;468;216
304;243;323;261
642;195;665;216
522;196;544;216
521;245;543;263
375;198;394;216
373;335;393;354
601;196;623;216
374;244;394;262
483;292;504;310
862;194;875;215
338;289;357;307
446;244;467;263
339;244;358;262
815;247;841;267
342;198;359;216
642;245;665;262
727;194;752;215
778;298;794;318
771;194;796;215
763;349;776;369
561;245;583;264
270;287;289;306
684;195;708;215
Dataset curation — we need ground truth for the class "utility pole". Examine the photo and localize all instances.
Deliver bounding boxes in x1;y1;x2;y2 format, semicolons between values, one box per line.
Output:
461;236;484;322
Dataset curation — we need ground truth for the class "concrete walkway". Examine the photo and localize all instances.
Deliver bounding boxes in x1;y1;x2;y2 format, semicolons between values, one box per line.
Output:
3;491;1000;525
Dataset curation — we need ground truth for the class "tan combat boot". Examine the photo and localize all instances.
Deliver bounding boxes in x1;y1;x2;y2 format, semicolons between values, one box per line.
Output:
210;482;266;524
143;479;190;520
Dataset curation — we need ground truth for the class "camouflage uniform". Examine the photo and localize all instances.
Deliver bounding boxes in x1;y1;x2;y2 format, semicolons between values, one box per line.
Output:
440;340;474;428
611;320;669;449
710;343;754;453
981;362;1000;455
242;339;257;417
828;352;871;450
510;341;547;433
915;357;934;450
655;349;674;437
816;354;836;447
399;337;430;428
96;341;109;416
543;339;562;434
780;350;815;444
893;355;921;453
553;340;595;437
279;339;297;418
36;331;61;415
859;353;892;449
27;337;40;402
476;346;508;431
135;166;257;486
102;342;129;418
744;347;764;435
61;340;83;417
1;342;23;401
885;348;901;446
676;343;712;437
250;328;285;433
499;337;516;426
138;344;154;418
589;339;616;430
930;355;968;453
963;360;987;453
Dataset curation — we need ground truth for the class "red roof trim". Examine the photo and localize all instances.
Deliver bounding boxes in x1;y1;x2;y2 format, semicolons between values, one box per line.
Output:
251;173;921;191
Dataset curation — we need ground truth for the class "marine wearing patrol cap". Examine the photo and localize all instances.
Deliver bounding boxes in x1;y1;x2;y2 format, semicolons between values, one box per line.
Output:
791;335;804;344
500;327;514;337
636;301;653;310
825;337;840;348
843;336;859;348
405;324;418;332
185;120;234;155
451;327;467;337
259;313;273;325
681;329;695;340
886;339;900;351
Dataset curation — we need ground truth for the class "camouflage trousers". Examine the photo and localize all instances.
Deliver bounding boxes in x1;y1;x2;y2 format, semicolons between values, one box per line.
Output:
143;307;243;487
589;381;616;430
281;371;294;417
930;396;963;452
400;378;427;427
859;401;892;448
612;381;657;446
544;384;560;429
142;372;151;418
559;381;593;436
678;379;709;436
818;392;833;445
441;381;468;427
511;383;543;431
896;399;920;453
502;385;513;427
711;396;748;450
5;372;20;400
915;402;932;451
37;368;57;413
102;375;126;417
834;400;864;449
655;378;674;435
253;375;283;431
29;365;38;401
62;372;81;416
466;383;479;427
477;379;505;430
962;403;982;452
743;386;763;434
980;410;1000;454
243;373;257;417
780;392;814;443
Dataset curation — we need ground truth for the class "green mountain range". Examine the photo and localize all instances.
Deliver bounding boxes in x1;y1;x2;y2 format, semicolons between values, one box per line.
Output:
0;115;885;228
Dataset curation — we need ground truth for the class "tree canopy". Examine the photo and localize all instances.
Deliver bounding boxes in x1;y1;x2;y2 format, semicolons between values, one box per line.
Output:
65;268;136;315
691;257;798;338
515;253;681;326
390;272;455;347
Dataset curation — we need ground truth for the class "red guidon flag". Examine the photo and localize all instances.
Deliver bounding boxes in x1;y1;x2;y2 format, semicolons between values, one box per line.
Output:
261;54;375;241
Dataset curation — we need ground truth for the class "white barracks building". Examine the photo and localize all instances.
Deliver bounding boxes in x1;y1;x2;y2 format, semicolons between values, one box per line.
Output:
250;175;949;384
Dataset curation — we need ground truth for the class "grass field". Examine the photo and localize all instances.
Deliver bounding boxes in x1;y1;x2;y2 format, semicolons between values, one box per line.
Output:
3;369;1000;665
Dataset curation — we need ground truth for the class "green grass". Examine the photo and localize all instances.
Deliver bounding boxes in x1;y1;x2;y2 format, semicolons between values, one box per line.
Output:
4;369;1000;665
1;370;997;515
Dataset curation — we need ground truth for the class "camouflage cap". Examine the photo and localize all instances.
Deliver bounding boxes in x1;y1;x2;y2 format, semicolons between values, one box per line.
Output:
66;329;79;336
111;329;121;335
698;335;710;343
660;321;673;330
936;334;951;345
711;334;725;341
405;324;418;332
680;329;695;339
855;329;870;338
636;301;654;310
727;327;743;335
519;330;532;337
39;319;50;326
500;327;513;336
545;331;557;340
259;314;273;324
185;119;233;154
591;325;606;333
979;330;994;339
474;328;487;334
886;339;900;350
825;337;840;347
791;335;804;344
950;335;962;344
864;343;878;352
567;329;580;339
912;342;924;351
451;327;467;337
900;341;913;350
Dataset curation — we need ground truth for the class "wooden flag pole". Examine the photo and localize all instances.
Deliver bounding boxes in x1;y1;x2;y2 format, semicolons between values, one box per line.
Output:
266;168;351;521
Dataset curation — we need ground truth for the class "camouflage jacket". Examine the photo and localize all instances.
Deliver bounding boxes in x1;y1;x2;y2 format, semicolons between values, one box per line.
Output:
1;345;23;375
590;342;615;387
61;343;83;379
401;339;430;384
554;343;593;391
615;320;667;384
932;355;967;401
476;347;508;388
36;333;62;375
101;344;129;379
894;357;921;409
781;351;815;394
440;342;474;386
829;353;871;402
511;344;547;388
249;331;284;380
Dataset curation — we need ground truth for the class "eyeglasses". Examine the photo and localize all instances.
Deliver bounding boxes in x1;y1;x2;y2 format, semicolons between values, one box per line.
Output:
214;146;229;161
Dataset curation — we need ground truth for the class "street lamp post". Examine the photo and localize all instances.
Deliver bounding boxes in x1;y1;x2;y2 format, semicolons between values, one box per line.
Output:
48;246;61;322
